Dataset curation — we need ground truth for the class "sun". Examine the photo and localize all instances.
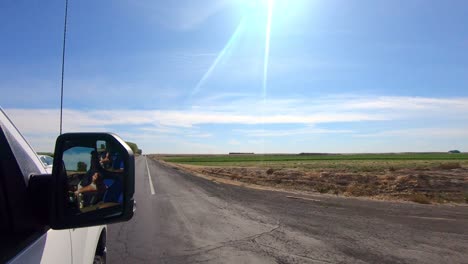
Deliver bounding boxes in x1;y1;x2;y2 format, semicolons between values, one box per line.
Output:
240;0;274;30
192;0;276;95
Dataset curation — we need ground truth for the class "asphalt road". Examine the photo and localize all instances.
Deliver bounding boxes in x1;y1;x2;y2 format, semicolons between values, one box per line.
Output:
107;156;468;263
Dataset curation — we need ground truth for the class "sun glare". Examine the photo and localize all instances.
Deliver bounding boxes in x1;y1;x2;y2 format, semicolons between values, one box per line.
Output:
192;0;277;95
240;0;275;96
263;0;273;98
192;19;247;95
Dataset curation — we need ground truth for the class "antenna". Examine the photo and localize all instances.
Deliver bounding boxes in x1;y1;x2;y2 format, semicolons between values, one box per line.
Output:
59;0;69;135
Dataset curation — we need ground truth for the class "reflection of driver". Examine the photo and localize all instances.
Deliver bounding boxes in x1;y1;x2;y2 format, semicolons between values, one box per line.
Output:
100;150;112;169
79;151;100;188
75;172;106;194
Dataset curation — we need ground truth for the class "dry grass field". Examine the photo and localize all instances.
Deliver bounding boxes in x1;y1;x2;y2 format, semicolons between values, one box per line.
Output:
150;154;468;204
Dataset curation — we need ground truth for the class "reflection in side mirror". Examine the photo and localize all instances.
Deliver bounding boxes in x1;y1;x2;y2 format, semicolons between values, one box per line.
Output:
51;133;135;230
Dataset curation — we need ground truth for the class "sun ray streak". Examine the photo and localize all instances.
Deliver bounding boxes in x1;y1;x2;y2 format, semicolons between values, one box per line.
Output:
263;0;274;99
191;19;246;95
261;0;274;155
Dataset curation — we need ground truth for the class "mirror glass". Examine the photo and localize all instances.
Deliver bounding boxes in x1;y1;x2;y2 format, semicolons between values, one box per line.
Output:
62;138;126;214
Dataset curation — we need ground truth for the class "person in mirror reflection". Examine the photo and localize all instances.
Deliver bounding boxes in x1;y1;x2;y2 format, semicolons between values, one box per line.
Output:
79;151;101;189
75;171;106;195
111;152;124;172
100;150;112;169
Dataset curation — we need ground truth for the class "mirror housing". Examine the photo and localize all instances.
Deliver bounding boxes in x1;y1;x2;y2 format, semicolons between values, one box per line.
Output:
50;133;135;229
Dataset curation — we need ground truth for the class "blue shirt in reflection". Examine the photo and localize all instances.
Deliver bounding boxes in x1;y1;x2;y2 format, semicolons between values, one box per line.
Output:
111;152;124;171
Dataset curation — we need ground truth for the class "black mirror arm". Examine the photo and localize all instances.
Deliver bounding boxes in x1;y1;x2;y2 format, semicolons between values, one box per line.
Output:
27;174;53;226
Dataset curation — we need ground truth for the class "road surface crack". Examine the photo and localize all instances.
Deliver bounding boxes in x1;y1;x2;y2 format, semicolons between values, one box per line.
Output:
162;224;282;261
253;240;333;263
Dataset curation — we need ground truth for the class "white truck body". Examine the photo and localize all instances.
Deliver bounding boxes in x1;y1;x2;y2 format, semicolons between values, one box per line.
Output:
1;108;105;264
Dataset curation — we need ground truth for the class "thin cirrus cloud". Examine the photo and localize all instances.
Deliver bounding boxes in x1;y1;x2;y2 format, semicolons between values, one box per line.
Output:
4;104;386;135
355;128;468;138
6;95;468;132
235;127;354;138
342;96;468;110
4;95;468;152
132;0;236;31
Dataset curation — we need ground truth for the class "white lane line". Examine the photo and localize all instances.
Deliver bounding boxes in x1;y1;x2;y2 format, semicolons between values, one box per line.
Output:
145;157;155;195
286;196;321;202
407;216;456;221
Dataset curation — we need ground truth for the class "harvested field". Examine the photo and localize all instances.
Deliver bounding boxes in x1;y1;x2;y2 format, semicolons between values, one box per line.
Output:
150;154;468;204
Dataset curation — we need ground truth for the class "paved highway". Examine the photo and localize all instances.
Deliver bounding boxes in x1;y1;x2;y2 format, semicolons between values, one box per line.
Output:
107;156;468;263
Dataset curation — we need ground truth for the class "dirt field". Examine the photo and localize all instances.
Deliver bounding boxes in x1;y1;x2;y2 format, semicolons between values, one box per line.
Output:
150;155;468;204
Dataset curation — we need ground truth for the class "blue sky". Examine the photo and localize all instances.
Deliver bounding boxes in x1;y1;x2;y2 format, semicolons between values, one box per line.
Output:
2;0;468;153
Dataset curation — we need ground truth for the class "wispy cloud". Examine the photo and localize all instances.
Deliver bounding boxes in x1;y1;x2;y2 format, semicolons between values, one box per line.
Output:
5;108;386;132
5;95;468;152
235;127;353;137
356;128;468;138
6;95;468;133
190;94;468;121
131;0;236;31
342;96;468;111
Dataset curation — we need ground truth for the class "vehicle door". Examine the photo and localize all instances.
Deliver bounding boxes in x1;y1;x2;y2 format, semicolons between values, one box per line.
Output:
0;109;72;263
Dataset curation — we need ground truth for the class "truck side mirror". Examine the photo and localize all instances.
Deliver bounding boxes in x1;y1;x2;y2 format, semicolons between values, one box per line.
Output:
50;133;135;229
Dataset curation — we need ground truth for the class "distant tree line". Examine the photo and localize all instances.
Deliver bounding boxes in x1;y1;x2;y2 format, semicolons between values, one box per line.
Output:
299;153;339;156
77;161;87;172
125;141;142;155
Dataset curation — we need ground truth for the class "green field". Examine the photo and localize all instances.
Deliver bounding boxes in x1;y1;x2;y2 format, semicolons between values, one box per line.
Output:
156;153;468;172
